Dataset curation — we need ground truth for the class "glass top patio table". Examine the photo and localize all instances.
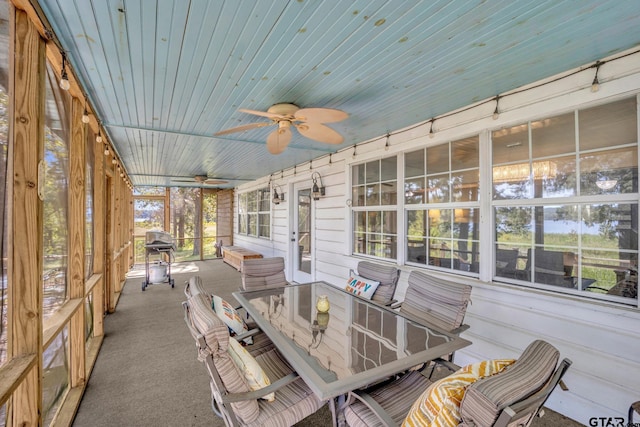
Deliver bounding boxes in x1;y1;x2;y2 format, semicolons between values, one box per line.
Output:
233;281;471;400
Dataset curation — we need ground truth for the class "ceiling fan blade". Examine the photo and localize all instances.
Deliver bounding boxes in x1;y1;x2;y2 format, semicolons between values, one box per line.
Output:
214;122;272;136
204;179;228;185
238;108;284;120
266;128;292;154
294;108;349;123
296;122;344;144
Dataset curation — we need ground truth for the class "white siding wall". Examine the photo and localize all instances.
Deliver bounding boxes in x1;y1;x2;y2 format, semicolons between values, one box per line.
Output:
234;50;640;425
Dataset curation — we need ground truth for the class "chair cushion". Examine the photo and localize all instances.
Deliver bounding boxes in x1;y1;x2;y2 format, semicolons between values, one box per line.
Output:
188;293;260;423
228;338;274;401
357;261;400;304
402;359;515;427
346;270;380;299
212;295;253;344
184;276;212;304
402;271;472;331
460;340;560;426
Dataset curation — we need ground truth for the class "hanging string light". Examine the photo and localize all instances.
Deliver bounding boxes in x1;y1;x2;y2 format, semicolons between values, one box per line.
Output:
59;52;70;90
96;129;103;143
428;119;436;139
591;61;602;92
82;97;90;124
492;95;500;120
384;133;390;151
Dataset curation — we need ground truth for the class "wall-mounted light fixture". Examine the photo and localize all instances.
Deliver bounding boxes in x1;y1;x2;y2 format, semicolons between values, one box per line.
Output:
311;171;325;201
272;184;285;205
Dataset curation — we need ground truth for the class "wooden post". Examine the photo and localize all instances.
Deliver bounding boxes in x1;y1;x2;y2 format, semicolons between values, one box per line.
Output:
68;97;86;389
92;127;105;335
9;6;45;425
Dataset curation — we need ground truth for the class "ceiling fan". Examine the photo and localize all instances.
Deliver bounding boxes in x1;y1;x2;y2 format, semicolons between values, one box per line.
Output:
214;103;349;154
172;175;228;186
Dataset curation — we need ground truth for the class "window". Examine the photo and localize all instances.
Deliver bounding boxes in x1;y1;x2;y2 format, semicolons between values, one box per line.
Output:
493;97;638;302
352;156;398;259
238;188;270;238
405;137;480;273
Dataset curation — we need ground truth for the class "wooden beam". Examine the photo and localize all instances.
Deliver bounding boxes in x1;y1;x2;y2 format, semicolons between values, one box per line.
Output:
0;354;36;408
69;97;86;389
92;126;105;335
9;6;45;425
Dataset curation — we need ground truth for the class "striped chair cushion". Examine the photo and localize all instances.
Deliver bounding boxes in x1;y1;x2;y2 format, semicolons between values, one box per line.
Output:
357;261;400;304
402;359;515;427
184;275;211;304
242;257;288;291
401;271;472;331
344;371;432;427
188;293;260;423
246;349;325;427
460;340;560;427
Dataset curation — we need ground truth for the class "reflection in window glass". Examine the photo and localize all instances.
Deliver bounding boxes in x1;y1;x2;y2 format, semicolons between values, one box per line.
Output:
579;98;637;151
43;62;70;321
404;138;480;273
492;98;639;304
43;327;69;426
0;0;8;370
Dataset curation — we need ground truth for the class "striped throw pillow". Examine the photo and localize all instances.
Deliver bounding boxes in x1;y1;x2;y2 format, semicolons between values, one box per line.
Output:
402;359;515;427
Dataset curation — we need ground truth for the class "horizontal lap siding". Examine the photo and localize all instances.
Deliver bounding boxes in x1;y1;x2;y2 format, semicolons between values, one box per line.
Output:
455;283;640;423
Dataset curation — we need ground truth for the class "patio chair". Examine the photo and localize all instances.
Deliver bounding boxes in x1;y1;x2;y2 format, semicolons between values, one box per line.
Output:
183;292;328;427
397;270;472;335
356;261;401;305
241;257;289;291
184;276;274;356
495;247;520;279
342;339;572;427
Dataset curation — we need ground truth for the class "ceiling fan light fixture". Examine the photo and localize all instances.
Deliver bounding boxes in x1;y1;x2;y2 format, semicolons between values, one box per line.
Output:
278;120;291;133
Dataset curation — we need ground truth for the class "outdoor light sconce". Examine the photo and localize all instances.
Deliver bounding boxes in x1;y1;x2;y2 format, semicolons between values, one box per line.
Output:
311;172;325;201
272;184;285;205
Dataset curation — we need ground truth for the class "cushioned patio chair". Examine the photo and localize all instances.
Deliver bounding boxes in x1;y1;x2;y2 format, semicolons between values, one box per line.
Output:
241;257;289;291
342;339;572;427
397;270;472;335
183;292;328;426
356;261;401;305
184;276;274;356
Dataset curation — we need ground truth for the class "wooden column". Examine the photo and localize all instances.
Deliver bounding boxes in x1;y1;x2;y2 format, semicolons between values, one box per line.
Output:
92;130;105;335
9;6;45;425
68;97;86;388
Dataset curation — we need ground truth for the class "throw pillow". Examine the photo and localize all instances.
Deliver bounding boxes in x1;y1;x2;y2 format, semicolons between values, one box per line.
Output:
227;338;274;401
402;359;515;427
345;271;380;299
212;295;253;345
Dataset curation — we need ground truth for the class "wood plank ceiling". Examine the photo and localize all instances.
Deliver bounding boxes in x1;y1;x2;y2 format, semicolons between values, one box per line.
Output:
37;0;640;188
